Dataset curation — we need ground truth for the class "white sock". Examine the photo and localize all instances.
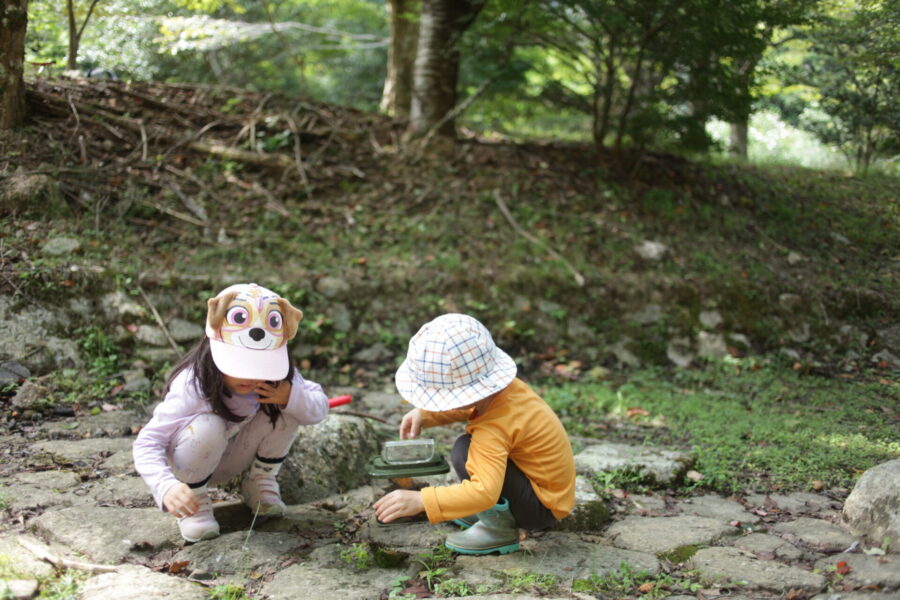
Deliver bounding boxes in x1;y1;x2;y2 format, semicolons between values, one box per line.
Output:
248;456;284;479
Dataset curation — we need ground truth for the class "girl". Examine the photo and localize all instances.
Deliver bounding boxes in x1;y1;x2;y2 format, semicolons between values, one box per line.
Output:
133;283;329;543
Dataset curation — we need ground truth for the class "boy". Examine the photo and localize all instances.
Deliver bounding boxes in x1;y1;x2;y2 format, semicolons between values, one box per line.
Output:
373;313;576;554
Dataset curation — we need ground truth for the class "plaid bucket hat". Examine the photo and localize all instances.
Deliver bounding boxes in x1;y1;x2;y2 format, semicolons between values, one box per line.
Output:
395;313;517;411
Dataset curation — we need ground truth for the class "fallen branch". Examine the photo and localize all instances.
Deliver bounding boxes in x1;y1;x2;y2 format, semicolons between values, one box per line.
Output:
136;284;182;354
331;410;388;424
27;88;299;170
18;537;118;574
136;198;208;228
493;190;586;287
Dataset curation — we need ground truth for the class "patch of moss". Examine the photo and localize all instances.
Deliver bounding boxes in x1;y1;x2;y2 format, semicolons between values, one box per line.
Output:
556;500;612;532
658;544;698;563
371;544;408;569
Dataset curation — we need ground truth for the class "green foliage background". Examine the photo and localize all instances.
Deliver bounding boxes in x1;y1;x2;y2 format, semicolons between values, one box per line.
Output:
23;0;899;172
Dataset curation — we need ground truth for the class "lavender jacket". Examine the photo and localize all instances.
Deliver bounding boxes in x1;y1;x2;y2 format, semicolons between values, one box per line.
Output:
132;368;328;510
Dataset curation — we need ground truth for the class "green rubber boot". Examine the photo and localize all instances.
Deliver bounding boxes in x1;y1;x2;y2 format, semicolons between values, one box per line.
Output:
451;514;479;529
445;498;519;555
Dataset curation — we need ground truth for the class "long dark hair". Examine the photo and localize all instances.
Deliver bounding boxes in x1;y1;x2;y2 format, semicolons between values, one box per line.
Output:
164;337;291;426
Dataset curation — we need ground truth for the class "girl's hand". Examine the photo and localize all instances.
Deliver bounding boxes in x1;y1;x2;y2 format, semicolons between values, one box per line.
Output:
399;408;423;440
373;489;425;523
256;380;291;405
163;482;199;518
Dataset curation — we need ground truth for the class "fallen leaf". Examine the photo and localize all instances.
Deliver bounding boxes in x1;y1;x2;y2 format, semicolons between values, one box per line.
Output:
835;560;851;575
626;407;650;418
811;480;825;491
686;470;704;482
786;588;808;600
862;547;885;556
637;582;654;594
168;560;190;573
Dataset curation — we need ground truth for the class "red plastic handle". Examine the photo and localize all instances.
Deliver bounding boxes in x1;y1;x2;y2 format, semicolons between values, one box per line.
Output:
328;395;352;408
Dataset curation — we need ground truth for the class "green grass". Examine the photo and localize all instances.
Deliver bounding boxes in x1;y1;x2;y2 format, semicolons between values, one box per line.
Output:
542;359;900;492
208;584;248;600
573;562;703;599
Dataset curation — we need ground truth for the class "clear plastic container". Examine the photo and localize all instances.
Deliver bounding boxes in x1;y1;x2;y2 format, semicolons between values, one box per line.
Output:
381;439;435;464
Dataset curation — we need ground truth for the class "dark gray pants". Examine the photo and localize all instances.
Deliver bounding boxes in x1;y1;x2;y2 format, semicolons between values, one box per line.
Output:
451;433;557;530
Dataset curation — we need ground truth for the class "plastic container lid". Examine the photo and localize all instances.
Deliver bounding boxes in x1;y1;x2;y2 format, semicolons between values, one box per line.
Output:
381;439;435;464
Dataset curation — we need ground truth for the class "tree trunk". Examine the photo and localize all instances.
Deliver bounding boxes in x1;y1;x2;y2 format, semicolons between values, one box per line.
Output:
0;0;29;130
729;121;748;158
407;0;485;140
728;57;756;159
380;0;419;118
67;0;78;69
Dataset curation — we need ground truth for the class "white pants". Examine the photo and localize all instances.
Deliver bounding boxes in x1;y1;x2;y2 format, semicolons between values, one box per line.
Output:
168;411;300;486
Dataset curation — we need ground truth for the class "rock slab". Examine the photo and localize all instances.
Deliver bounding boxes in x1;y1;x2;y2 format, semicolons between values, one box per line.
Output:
841;459;900;547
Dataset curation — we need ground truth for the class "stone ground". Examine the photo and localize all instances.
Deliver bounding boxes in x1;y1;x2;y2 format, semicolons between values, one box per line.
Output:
0;389;898;600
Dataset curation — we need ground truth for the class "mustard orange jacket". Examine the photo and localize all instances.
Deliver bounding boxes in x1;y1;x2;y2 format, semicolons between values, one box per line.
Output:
419;378;576;524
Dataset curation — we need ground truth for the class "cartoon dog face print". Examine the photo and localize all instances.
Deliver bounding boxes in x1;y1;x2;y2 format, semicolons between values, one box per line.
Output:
206;285;303;349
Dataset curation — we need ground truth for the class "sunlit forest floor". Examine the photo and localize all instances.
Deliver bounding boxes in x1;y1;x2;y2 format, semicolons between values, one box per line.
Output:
1;77;898;493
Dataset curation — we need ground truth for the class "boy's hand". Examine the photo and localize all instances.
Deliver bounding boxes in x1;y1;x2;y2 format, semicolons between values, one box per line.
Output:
256;380;290;405
373;489;425;523
399;408;423;440
163;482;199;518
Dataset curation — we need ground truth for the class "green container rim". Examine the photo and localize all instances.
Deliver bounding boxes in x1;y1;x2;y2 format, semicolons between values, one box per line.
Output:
367;454;450;478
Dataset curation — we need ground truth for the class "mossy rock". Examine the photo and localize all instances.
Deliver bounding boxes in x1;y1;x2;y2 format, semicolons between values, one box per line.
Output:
555;499;611;532
371;544;408;569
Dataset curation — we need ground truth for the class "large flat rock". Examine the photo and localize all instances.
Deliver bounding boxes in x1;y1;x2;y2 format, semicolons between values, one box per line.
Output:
772;517;857;552
0;536;55;578
606;515;734;554
29;505;180;563
732;533;803;561
692;546;826;592
0;470;83;511
79;565;208;600
29;438;135;475
745;492;840;516
358;517;451;553
171;530;311;578
454;531;659;588
262;562;406;600
574;443;692;484
814;553;900;588
677;494;760;524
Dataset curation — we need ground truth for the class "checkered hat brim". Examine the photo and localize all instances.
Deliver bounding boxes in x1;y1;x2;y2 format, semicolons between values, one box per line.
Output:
395;314;517;411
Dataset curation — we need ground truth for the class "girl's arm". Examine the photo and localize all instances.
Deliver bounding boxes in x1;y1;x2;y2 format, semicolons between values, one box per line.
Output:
132;369;209;511
282;370;329;425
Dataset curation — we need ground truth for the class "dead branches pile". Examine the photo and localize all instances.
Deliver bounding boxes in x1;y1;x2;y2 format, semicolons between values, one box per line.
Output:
15;78;401;232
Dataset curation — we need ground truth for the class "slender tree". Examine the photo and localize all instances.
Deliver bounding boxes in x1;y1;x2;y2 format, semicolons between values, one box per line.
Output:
407;0;485;139
66;0;101;69
1;0;29;130
381;0;419;118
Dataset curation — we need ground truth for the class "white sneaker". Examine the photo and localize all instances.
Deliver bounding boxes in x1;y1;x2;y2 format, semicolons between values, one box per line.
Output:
177;487;220;543
241;473;285;518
